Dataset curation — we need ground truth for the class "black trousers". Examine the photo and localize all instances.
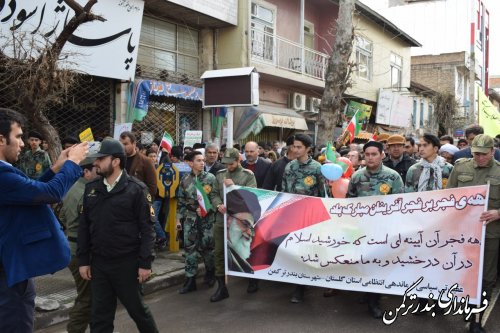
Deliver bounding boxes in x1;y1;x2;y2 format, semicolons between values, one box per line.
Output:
0;269;35;333
90;256;158;333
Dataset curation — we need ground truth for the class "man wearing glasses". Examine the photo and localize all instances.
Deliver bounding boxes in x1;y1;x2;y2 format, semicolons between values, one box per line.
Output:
226;189;261;273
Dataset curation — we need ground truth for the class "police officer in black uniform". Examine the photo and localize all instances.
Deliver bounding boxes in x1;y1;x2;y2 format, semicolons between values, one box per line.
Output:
77;139;158;333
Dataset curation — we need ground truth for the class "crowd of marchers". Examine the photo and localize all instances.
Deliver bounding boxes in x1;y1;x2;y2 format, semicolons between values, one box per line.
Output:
0;107;498;333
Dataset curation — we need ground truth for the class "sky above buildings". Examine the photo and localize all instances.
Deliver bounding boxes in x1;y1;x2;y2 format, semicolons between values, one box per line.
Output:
363;0;500;75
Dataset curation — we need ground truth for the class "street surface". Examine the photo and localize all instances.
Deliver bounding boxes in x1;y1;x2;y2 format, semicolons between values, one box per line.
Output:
38;277;499;333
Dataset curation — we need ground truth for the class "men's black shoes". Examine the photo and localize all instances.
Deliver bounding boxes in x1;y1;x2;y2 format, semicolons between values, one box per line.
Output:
290;285;305;303
179;277;197;294
469;322;486;333
247;279;259;293
210;277;229;302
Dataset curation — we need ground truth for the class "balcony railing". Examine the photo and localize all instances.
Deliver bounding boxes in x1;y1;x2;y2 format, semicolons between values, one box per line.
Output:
250;27;329;81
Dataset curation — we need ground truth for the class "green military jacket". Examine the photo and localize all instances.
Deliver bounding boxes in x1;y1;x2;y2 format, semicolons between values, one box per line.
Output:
213;165;257;223
447;158;500;238
18;147;52;179
282;157;325;197
347;164;404;198
176;171;217;221
405;159;454;193
59;177;88;255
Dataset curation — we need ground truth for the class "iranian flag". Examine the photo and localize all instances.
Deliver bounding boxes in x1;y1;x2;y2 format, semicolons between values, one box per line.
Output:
160;131;174;153
346;111;361;143
195;179;213;217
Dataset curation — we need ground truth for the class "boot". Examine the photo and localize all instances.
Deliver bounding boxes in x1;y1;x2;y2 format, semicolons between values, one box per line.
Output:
210;276;229;302
367;293;383;319
469;312;486;333
290;285;305;303
204;269;215;287
179;277;197;294
247;278;259;293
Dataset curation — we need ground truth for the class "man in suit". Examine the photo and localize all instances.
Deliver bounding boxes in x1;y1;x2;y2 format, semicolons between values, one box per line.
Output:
242;141;271;188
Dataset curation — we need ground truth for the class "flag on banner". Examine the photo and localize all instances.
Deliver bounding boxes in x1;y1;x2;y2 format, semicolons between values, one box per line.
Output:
160;131;174;153
195;179;212;217
325;142;336;162
346;111;361;143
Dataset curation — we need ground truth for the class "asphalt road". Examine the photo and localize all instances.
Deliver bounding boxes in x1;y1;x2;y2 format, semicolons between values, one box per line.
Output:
38;276;500;333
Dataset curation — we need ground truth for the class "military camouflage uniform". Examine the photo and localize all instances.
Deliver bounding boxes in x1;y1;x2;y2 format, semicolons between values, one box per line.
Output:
404;159;454;193
447;157;500;298
281;157;325;197
212;165;257;276
347;164;404;198
17;147;52;179
176;171;217;278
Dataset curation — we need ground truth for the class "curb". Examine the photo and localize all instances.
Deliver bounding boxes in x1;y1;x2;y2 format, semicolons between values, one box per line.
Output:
34;264;202;330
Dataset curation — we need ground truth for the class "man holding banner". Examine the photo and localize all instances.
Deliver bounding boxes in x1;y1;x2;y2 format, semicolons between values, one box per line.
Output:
282;134;325;303
176;151;217;294
447;134;500;333
347;140;404;319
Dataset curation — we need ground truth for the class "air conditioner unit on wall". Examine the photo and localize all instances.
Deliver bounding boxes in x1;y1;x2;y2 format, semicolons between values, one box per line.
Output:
290;92;306;111
306;97;321;113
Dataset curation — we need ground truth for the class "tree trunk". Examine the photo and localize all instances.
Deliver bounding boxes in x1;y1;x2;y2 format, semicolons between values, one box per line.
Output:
317;0;355;146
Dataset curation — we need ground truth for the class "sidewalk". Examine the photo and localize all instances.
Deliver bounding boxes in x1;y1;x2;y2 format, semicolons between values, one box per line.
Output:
34;251;193;330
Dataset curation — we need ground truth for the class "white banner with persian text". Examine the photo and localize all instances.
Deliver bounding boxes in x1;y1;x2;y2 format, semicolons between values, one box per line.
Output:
0;0;144;80
224;185;487;304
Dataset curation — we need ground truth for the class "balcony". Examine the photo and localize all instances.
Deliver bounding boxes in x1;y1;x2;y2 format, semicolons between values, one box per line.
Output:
250;27;329;81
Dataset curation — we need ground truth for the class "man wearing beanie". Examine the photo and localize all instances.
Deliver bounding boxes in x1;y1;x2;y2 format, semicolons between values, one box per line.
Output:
282;133;325;303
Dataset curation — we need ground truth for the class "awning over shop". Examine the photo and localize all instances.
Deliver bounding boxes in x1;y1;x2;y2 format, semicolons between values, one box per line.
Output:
234;105;308;140
127;80;203;122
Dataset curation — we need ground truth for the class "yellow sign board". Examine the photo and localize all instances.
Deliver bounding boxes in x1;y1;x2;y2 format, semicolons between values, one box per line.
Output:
478;86;500;137
79;128;94;142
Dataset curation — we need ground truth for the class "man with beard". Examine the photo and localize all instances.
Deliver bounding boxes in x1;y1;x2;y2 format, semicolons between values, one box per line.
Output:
242;141;271;188
226;189;261;273
447;134;500;333
78;139;158;333
346;150;362;171
210;148;257;302
383;134;416;185
0;108;88;332
347;141;404;319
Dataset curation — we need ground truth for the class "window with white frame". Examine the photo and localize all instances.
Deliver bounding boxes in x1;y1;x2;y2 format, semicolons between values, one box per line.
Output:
137;17;199;76
251;2;275;62
390;53;402;88
356;36;372;80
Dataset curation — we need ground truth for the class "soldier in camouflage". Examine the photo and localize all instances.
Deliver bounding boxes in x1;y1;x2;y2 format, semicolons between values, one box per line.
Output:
17;130;52;179
282;134;325;303
405;133;453;193
347;140;403;319
210;147;257;302
447;134;500;333
176;151;217;294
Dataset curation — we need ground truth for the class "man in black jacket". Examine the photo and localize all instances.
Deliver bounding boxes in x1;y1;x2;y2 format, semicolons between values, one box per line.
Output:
262;136;295;191
453;125;500;163
383;134;416;185
78;139;158;333
242;141;271;188
205;143;225;175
